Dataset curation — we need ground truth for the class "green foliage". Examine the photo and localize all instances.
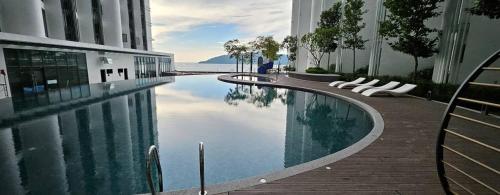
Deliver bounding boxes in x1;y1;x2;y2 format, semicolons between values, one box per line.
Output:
283;66;296;71
253;36;280;60
281;35;298;62
342;0;368;72
379;0;442;81
224;39;248;69
305;67;329;74
469;0;500;19
318;2;343;28
354;66;369;75
408;67;434;80
300;28;340;68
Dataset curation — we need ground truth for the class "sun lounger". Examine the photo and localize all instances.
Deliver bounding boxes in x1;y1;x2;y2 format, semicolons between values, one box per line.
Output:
352;81;400;93
338;79;379;89
361;84;417;97
329;77;365;87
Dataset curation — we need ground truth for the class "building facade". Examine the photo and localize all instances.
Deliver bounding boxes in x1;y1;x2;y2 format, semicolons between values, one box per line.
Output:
291;0;500;84
0;0;174;99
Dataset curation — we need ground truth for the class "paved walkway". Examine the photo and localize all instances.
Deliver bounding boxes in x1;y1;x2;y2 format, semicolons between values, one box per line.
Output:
221;75;447;194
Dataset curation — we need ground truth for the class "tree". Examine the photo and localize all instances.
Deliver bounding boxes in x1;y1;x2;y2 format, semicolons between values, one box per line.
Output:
253;36;280;61
379;0;442;81
469;0;500;19
224;39;242;72
318;2;343;68
300;27;340;68
342;0;368;73
281;36;298;70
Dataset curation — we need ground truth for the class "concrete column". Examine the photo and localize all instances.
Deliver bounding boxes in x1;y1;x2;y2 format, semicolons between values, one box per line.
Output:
297;0;312;72
44;0;66;39
76;0;95;43
0;0;46;37
102;0;124;47
291;0;300;68
120;0;131;49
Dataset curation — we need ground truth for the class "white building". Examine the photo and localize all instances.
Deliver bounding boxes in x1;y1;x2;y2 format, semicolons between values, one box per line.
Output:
291;0;500;84
0;0;174;99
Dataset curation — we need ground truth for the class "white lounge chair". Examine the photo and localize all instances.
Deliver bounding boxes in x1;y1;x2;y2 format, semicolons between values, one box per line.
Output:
352;81;400;93
329;77;365;87
338;79;380;89
362;84;417;97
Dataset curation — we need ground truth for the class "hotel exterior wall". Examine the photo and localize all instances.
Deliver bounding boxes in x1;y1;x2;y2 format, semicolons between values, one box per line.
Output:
291;0;500;84
102;0;124;47
0;42;173;99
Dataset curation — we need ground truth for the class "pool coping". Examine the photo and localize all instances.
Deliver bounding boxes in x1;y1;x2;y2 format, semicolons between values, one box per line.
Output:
157;73;384;195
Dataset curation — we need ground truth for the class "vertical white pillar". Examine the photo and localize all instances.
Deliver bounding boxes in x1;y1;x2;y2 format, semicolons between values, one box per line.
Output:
102;0;124;47
44;0;66;39
76;0;95;44
297;0;312;72
1;0;46;37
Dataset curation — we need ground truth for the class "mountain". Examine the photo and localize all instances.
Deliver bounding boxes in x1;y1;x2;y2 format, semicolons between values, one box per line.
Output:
199;54;289;65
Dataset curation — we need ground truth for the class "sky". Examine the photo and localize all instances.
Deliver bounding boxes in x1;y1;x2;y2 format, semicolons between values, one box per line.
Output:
150;0;292;62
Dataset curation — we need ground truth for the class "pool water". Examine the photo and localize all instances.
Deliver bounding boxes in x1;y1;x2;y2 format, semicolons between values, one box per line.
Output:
0;75;373;194
232;75;276;82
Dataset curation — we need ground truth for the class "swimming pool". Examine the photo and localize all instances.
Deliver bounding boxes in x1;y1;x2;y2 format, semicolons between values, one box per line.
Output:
0;75;374;194
232;75;276;82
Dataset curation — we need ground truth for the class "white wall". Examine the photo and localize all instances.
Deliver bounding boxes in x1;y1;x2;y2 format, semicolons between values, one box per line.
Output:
86;52;136;83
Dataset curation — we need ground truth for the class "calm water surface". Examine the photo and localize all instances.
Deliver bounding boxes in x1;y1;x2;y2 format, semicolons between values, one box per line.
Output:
0;75;373;194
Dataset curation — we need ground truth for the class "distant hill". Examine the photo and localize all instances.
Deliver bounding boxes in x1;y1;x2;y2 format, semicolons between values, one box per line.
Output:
199;54;289;65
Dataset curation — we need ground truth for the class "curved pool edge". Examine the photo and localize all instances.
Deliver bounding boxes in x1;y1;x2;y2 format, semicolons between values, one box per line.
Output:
159;74;385;195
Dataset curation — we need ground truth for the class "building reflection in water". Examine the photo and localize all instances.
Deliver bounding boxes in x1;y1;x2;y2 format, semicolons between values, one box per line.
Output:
224;84;373;169
0;89;158;195
284;92;372;168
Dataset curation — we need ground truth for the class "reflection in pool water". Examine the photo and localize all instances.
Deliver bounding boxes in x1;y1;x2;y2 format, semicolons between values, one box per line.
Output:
0;75;373;194
232;75;276;82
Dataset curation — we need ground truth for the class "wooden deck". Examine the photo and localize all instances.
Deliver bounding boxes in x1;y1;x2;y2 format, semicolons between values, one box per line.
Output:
219;75;447;194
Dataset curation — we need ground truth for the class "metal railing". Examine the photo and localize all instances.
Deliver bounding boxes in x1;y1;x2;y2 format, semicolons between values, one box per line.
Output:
146;145;163;194
199;142;207;195
436;50;500;194
146;143;207;195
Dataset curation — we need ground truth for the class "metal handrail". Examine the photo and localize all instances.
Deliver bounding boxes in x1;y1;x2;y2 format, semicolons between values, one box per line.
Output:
146;145;164;194
436;50;500;194
199;142;207;195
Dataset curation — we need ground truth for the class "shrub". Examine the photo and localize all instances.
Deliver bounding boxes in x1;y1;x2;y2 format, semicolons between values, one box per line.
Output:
306;67;329;74
408;67;434;80
283;66;296;71
354;66;369;75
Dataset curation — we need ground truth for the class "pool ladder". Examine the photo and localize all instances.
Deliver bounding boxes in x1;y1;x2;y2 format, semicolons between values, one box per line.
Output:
146;143;207;195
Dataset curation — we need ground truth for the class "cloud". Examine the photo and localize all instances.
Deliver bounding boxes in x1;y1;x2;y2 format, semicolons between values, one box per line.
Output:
150;0;292;62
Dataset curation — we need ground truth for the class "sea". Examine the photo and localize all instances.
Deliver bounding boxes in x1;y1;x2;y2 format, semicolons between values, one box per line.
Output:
175;62;280;72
